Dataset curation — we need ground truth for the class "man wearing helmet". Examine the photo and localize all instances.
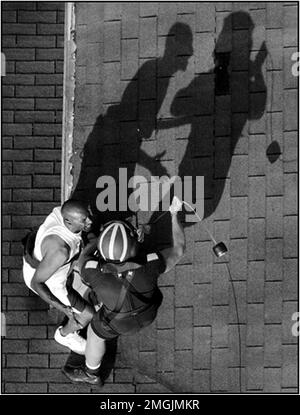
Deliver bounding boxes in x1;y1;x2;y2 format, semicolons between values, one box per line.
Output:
62;196;185;385
22;199;95;354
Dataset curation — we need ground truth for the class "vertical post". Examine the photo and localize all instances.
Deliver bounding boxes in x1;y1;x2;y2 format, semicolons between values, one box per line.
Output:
61;2;76;203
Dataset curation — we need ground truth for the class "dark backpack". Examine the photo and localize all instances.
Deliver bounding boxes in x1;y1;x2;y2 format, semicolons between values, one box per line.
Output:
99;264;163;335
22;229;40;268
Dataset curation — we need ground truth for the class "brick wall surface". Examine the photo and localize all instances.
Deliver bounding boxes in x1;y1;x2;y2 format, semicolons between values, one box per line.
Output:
1;2;299;394
1;1;66;393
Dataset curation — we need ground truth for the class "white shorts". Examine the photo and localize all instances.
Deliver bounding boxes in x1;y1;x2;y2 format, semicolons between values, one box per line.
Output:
22;258;83;313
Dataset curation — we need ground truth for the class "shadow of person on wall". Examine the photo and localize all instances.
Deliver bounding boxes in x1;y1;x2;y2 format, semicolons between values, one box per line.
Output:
72;22;193;233
148;11;268;241
67;23;194;384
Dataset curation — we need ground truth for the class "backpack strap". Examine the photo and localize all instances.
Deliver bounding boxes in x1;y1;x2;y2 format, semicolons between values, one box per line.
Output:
115;271;134;312
22;230;40;269
101;271;134;325
101;270;161;326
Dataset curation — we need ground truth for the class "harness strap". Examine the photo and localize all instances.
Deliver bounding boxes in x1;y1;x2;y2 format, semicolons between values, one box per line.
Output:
101;270;161;326
101;271;134;325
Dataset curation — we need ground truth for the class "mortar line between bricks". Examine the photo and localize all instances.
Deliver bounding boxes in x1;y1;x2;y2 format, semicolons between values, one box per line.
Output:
193;282;212;286
265;110;283;114
138;13;157;20
282;256;298;260
104;19;121;23
211;347;228;350
281;87;299;91
284;171;299;175
266;68;284;72
282;342;299;346
103;59;122;64
174;348;193;351
193;325;212;329
282;213;298;217
283;129;299;133
121;36;139;40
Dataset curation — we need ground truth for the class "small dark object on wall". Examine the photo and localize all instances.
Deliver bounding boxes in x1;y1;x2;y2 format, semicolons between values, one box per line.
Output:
213;242;228;257
266;141;281;163
214;52;231;95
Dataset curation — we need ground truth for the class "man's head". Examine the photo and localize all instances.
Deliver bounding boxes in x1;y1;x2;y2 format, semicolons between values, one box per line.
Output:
61;200;92;234
97;221;139;263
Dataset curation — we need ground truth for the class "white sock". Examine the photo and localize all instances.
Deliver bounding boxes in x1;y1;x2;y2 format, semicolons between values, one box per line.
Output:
86;362;101;371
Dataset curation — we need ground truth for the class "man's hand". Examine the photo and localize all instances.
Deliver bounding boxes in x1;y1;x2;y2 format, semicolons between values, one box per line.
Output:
62;307;84;330
136;224;151;243
169;196;183;215
62;306;74;318
160;201;186;273
54;303;74;318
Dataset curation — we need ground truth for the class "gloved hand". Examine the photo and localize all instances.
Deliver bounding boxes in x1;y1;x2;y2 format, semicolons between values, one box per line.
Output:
136;224;151;243
169;196;183;215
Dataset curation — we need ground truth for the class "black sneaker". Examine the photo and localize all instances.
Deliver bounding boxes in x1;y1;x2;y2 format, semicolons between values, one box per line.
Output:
62;365;103;386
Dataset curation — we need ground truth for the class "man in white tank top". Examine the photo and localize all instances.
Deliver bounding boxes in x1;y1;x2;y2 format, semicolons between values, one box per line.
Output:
23;200;94;354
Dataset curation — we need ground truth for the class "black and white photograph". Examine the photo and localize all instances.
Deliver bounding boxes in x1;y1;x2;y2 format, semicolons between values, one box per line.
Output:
1;0;299;400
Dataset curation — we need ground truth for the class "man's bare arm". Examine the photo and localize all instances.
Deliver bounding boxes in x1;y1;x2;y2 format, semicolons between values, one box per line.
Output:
76;239;98;275
30;235;72;316
160;197;186;273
